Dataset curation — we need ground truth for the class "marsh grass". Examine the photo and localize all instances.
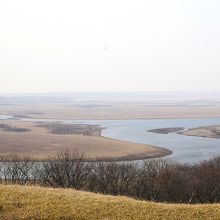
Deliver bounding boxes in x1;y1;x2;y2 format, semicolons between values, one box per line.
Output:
0;184;220;220
0;120;162;160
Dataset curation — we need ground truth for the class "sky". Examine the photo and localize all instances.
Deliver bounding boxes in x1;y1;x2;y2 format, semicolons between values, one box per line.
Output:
0;0;220;93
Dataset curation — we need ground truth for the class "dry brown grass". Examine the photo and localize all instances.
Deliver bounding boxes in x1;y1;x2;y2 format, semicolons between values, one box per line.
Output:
0;120;167;160
181;125;220;139
0;184;220;220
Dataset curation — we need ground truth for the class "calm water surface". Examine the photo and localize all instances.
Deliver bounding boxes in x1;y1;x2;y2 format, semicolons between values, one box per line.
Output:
0;115;12;120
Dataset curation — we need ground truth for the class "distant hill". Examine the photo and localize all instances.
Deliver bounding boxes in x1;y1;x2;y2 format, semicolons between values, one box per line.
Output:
0;184;220;220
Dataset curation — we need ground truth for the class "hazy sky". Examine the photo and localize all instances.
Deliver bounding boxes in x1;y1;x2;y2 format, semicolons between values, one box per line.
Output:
1;0;220;93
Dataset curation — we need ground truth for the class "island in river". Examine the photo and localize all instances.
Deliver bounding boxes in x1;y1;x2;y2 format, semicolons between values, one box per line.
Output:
147;127;185;134
180;125;220;139
147;125;220;139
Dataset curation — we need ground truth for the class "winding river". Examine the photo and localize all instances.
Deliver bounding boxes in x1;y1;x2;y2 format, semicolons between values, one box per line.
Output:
68;118;220;164
1;115;220;163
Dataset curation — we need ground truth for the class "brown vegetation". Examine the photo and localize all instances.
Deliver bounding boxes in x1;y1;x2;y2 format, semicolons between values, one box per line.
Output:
148;127;185;134
181;125;220;139
1;103;220;119
0;120;169;160
1;184;220;220
0;123;30;132
38;122;103;136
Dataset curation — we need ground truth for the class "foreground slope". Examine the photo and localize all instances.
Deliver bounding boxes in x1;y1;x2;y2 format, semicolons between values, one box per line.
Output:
0;185;220;220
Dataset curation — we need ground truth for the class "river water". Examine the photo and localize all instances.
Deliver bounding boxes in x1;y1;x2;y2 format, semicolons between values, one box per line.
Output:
0;115;13;120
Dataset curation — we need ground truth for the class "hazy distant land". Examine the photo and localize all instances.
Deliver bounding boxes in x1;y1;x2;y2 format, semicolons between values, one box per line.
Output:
1;103;220;120
1;92;220;120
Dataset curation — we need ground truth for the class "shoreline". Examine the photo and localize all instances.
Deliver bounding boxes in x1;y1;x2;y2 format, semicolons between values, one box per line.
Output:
0;146;172;162
0;143;172;162
0;119;172;162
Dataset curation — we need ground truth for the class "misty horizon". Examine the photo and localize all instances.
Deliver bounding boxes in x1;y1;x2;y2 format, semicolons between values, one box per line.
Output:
1;91;220;105
1;0;220;93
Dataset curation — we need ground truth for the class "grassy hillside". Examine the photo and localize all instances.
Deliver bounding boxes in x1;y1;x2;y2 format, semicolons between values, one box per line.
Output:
0;185;220;219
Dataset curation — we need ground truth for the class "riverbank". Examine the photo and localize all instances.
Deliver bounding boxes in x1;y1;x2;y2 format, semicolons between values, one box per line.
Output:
0;120;171;161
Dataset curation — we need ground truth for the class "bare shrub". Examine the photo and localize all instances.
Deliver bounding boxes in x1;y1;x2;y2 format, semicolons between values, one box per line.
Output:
0;155;36;184
136;159;193;202
0;123;30;132
88;160;139;196
37;151;93;189
192;157;220;203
